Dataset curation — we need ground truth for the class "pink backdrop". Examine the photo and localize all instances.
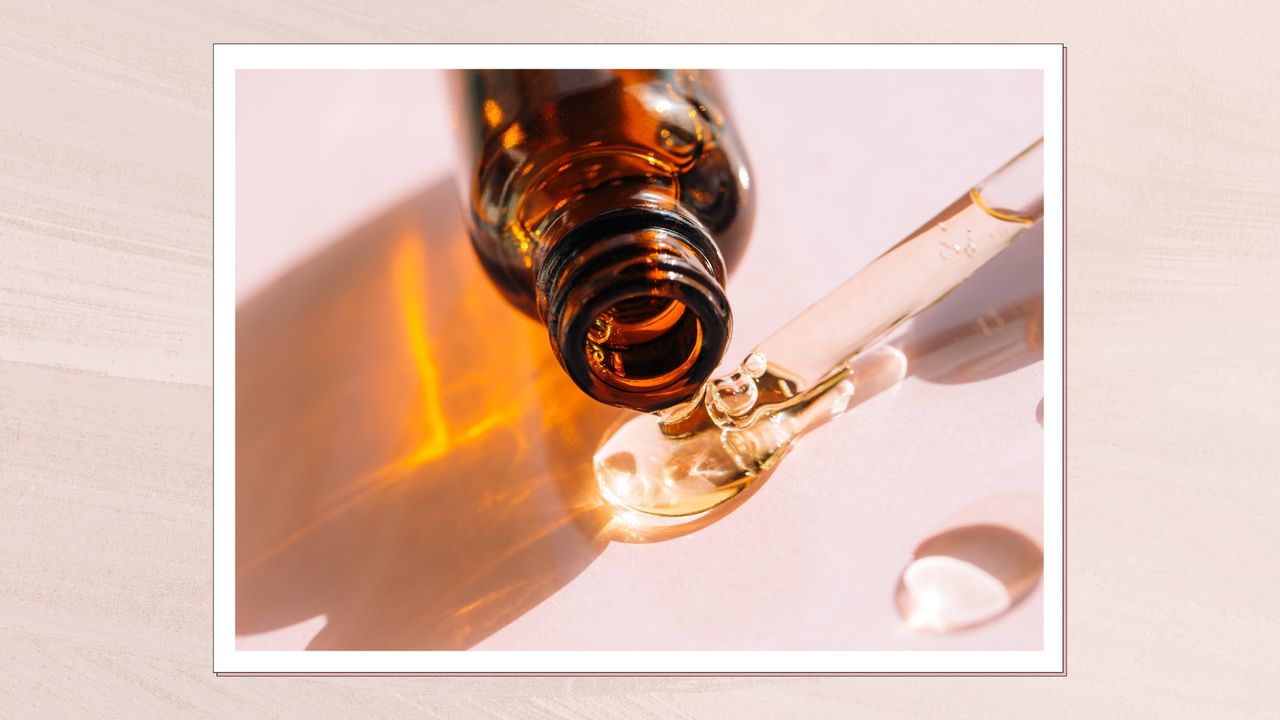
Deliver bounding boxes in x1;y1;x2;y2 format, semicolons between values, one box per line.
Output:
235;69;1045;650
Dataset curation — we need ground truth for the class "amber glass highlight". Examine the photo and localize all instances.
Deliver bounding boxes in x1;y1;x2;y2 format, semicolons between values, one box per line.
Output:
452;70;755;411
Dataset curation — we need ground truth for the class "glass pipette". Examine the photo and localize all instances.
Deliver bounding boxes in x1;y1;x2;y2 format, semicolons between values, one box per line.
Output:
595;139;1046;519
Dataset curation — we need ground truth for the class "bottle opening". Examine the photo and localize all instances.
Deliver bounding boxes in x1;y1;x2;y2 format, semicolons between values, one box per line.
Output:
538;211;732;412
585;297;704;392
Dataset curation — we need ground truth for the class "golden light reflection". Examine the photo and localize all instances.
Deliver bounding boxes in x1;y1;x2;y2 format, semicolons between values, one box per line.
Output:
236;180;620;650
392;231;449;466
501;122;525;149
453;579;537;619
482;98;503;128
238;230;530;576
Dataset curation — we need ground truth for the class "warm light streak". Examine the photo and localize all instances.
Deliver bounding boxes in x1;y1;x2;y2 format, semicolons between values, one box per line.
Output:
239;231;527;576
393;232;450;466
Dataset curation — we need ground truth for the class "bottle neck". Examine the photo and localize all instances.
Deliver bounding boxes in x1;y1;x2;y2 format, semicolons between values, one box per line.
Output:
537;208;731;412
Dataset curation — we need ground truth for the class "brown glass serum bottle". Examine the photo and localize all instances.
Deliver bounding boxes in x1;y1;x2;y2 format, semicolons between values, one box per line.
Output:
452;70;755;412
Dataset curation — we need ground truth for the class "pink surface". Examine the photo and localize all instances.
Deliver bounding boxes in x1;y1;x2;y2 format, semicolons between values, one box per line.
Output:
235;69;1045;651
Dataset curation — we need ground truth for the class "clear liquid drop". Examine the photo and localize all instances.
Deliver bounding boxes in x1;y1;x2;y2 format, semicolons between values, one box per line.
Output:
896;524;1042;633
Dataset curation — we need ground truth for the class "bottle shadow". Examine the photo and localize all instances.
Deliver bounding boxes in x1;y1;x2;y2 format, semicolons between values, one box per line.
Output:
235;178;622;650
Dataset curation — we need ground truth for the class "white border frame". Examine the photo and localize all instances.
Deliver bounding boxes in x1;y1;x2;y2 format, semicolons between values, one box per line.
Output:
213;44;1065;675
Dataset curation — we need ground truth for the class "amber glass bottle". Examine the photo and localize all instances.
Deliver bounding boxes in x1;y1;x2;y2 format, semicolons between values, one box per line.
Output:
451;69;755;412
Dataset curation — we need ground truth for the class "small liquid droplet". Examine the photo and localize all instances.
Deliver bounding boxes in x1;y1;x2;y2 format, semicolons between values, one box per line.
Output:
896;524;1042;633
708;371;759;421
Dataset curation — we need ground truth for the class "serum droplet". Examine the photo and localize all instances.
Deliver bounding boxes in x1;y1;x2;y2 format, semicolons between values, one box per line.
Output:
742;350;768;378
707;370;760;421
896;524;1042;632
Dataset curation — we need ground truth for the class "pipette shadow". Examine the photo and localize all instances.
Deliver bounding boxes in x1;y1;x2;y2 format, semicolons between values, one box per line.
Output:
901;222;1045;386
235;179;622;650
608;224;1045;543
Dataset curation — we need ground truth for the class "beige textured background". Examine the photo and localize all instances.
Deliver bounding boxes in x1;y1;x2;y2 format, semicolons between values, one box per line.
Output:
1;1;1276;716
